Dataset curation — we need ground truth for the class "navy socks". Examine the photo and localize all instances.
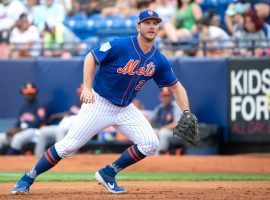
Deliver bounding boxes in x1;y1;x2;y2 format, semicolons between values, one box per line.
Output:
102;145;146;177
24;145;62;183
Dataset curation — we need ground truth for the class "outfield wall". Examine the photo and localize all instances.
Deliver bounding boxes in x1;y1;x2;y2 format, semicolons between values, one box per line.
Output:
0;58;269;143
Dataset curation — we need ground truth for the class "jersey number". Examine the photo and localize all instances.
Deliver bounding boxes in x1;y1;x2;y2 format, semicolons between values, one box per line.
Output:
135;80;146;90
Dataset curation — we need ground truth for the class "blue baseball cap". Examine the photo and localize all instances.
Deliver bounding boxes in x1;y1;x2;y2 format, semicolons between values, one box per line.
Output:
138;9;162;24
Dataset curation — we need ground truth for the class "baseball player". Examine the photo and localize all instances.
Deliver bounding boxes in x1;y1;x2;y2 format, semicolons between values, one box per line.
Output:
12;9;191;194
0;82;46;155
150;87;182;154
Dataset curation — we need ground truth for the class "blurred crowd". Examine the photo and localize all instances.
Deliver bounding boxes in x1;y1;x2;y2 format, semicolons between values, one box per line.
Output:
0;0;269;59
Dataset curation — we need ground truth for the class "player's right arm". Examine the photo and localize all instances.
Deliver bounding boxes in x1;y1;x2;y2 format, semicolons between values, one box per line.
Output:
80;52;96;103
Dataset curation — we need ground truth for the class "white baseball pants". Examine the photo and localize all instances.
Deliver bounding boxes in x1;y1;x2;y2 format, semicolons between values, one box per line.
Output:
55;92;159;158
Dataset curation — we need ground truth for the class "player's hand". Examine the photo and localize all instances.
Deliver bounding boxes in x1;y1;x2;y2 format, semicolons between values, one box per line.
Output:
80;87;95;103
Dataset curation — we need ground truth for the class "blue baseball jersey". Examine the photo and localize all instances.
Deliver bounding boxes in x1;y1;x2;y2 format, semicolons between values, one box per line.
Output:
15;101;46;129
91;36;178;107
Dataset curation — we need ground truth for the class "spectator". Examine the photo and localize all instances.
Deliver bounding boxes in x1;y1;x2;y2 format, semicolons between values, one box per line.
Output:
149;0;176;23
150;87;182;154
101;0;139;17
0;29;10;58
204;9;221;28
136;0;154;10
42;19;80;57
0;0;26;31
60;0;73;14
33;0;66;31
67;0;87;19
0;82;47;155
225;1;245;36
34;84;81;157
164;0;202;41
196;17;232;58
9;13;41;58
85;0;100;17
250;0;270;38
236;9;268;57
251;0;270;25
149;0;176;39
25;0;40;24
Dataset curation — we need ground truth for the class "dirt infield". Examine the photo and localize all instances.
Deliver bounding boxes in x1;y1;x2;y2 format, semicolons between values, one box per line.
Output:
0;154;270;199
1;181;270;200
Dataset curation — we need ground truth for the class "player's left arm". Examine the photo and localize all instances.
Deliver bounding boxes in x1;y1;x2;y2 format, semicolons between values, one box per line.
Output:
153;53;190;112
168;82;190;112
170;82;200;146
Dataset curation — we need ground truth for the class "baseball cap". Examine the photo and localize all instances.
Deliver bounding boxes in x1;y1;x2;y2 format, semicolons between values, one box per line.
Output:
138;9;162;24
21;82;38;94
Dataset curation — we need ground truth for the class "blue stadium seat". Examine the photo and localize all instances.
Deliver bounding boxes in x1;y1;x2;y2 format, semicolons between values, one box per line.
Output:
88;15;107;30
64;18;76;29
202;0;230;6
72;13;87;21
110;18;127;30
125;15;138;29
105;14;126;30
89;13;106;21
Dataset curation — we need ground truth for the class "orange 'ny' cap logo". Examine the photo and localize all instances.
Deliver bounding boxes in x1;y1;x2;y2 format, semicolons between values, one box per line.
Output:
148;10;153;16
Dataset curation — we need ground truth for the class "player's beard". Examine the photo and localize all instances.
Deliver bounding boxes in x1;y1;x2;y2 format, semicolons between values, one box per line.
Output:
140;30;157;43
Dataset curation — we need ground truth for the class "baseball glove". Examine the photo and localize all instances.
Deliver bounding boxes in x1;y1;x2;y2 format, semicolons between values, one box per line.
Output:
173;110;199;146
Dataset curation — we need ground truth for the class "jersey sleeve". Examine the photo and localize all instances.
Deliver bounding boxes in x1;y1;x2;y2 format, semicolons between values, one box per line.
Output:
91;39;120;65
153;55;178;88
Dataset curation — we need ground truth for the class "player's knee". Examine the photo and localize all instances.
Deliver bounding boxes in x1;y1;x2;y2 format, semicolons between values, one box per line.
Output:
151;137;160;154
141;136;159;156
55;141;78;158
58;146;77;158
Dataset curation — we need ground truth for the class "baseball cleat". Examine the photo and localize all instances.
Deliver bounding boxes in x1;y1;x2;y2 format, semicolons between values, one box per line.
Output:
11;173;34;195
95;170;126;194
11;180;31;194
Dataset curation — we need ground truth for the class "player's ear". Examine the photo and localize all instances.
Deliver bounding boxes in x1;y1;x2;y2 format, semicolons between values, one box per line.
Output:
136;24;140;32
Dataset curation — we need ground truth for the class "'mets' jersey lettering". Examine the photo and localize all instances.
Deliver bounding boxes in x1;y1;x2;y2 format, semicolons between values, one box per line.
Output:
117;60;155;77
91;36;178;107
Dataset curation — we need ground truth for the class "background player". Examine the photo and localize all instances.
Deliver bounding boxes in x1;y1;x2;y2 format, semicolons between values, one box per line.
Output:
150;87;182;154
12;9;195;194
0;82;46;155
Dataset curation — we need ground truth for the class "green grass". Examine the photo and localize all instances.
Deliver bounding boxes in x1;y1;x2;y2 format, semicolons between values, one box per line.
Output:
1;171;270;182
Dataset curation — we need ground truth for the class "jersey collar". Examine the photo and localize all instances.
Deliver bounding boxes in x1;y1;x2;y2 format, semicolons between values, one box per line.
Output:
131;36;156;58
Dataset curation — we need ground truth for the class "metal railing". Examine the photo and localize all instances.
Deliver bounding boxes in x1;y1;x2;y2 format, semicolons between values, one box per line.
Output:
3;38;270;58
